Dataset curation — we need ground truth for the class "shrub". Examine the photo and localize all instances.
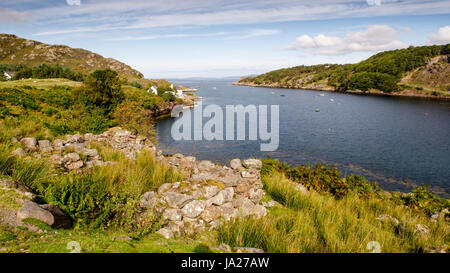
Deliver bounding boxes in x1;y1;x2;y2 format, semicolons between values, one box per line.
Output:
75;69;124;113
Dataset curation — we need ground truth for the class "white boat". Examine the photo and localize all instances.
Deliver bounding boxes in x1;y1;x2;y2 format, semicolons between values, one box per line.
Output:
319;94;325;96
212;87;217;90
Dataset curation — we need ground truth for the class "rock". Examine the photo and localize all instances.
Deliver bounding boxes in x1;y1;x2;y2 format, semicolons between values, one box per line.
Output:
206;187;234;206
249;188;264;203
140;191;158;209
240;170;256;179
11;137;18;143
376;214;400;226
294;183;308;194
235;183;250;193
183;217;205;235
116;235;132;241
163;208;182;221
38;140;52;153
262;200;280;208
64;152;81;162
80;148;100;159
204;186;219;199
17;200;71;229
66;161;84;170
11;148;26;157
230;159;243;170
414;224;430;237
233;247;265;253
66;134;83;143
164;192;194;209
237;198;256;217
197;160;215;171
242;159;262;169
181;200;206;218
52;139;65;152
157;183;173;195
201;206;221;223
252;205;267;218
157;228;174;239
0;178;35;200
210;243;232;253
20;137;37;150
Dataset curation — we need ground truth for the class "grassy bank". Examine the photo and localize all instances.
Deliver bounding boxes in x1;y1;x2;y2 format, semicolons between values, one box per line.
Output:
216;160;449;253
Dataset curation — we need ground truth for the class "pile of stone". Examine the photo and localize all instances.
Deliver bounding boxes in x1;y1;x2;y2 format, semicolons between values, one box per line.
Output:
140;157;269;239
11;127;156;172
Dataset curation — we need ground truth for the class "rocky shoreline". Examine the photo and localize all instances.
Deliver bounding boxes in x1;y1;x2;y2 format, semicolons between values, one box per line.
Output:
233;81;450;100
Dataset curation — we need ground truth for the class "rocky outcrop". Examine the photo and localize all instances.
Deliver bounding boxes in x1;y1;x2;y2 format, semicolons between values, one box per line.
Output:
12;127;156;172
17;200;71;229
142;156;268;239
9;128;274;238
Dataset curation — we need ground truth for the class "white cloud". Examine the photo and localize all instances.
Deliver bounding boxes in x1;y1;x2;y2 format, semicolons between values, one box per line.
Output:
29;0;450;36
428;26;450;44
287;25;405;55
106;31;228;41
226;29;280;39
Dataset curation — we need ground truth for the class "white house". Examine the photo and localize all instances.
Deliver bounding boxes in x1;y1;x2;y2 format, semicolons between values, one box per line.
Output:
148;86;158;95
170;84;174;90
176;89;183;98
3;72;14;80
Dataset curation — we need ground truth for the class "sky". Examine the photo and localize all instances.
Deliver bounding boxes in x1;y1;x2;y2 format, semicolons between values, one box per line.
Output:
1;0;450;78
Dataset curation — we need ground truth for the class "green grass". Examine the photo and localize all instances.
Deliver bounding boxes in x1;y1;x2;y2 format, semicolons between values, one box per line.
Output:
0;224;213;253
216;172;449;253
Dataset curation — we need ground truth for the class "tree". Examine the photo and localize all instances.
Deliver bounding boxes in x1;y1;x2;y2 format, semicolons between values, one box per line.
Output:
75;69;124;113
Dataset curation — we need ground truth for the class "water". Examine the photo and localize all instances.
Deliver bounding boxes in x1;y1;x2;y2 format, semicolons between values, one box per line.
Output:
156;78;450;197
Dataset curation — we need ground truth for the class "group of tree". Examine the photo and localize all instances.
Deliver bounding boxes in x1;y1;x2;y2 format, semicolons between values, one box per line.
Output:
10;63;85;81
244;43;450;93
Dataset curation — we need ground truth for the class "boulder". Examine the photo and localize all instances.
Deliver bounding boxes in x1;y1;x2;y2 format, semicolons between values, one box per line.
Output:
20;137;37;150
140;191;158;209
11;148;26;157
164;192;194;209
64;152;81;162
66;134;83;143
17;200;71;229
233;247;265;253
181;200;206;218
204;186;219;199
80;148;100;159
376;214;400;226
242;159;262;169
157;228;174;239
206;187;234;206
197;160;215;172
230;159;243;170
38;140;53;153
163;208;182;222
66;161;84;170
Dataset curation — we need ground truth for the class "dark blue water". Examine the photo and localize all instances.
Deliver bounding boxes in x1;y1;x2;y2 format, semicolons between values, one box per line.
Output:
156;78;450;197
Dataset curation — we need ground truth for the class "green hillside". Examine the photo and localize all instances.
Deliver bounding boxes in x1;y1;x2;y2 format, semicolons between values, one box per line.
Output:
0;34;143;81
238;44;450;96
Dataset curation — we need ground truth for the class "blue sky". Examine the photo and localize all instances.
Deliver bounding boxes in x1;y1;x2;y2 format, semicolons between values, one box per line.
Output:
1;0;450;78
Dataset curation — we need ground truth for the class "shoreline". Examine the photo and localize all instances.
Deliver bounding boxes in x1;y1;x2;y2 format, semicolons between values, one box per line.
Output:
232;81;450;101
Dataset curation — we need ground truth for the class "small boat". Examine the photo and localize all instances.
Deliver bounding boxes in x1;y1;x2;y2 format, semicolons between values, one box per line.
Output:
319;94;325;97
212;87;217;90
330;99;334;102
271;92;275;94
280;94;285;97
315;108;320;112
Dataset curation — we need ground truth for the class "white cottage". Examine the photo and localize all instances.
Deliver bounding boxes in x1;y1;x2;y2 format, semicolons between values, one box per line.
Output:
148;86;158;95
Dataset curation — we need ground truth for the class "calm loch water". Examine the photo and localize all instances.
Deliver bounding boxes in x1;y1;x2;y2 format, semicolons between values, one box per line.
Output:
156;78;450;197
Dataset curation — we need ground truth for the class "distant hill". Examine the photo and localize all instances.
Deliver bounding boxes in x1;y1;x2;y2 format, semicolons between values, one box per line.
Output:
0;34;143;80
236;44;450;98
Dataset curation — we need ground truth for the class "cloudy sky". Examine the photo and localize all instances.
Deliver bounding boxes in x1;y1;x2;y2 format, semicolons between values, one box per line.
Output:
1;0;450;78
